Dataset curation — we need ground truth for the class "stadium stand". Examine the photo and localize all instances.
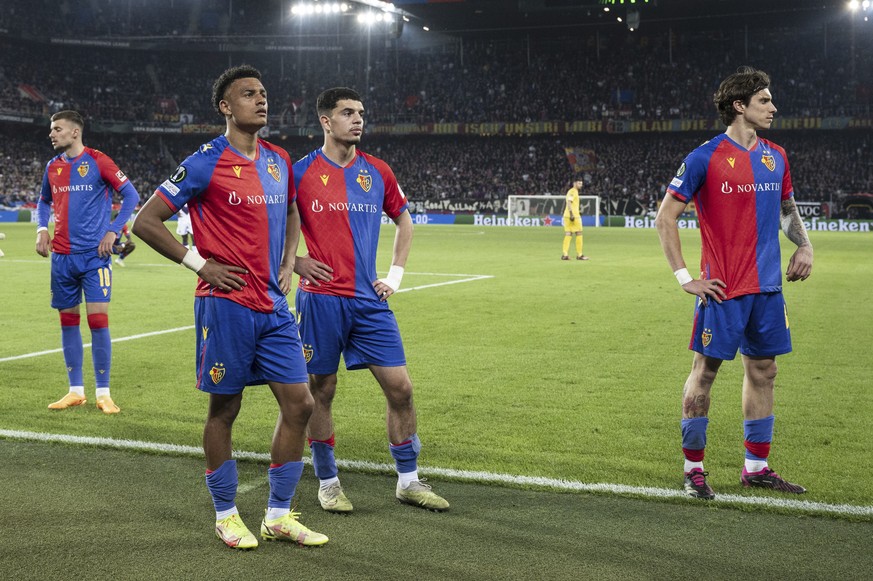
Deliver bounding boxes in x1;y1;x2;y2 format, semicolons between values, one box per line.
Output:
0;4;870;213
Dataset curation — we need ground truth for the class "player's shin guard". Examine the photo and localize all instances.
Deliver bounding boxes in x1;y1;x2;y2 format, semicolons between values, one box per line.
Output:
389;433;421;474
88;313;111;388
206;460;238;513
562;235;571;256
308;435;339;480
744;415;774;471
681;417;708;466
60;312;84;388
268;461;304;510
575;234;583;256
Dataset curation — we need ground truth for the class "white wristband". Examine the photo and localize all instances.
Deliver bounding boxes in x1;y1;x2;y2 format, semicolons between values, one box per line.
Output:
181;249;207;273
382;265;405;292
37;226;48;233
674;267;693;286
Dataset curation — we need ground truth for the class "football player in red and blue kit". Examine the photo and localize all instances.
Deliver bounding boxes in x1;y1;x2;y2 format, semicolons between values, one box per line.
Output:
655;67;814;500
133;65;327;550
293;87;449;514
35;110;139;414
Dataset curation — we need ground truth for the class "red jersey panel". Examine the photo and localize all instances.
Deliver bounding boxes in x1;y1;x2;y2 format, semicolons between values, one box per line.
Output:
666;134;792;299
293;149;408;299
155;136;295;313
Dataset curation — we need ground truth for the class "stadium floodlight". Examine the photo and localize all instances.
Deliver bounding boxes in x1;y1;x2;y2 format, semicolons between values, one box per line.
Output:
290;2;350;17
848;0;859;9
356;10;394;25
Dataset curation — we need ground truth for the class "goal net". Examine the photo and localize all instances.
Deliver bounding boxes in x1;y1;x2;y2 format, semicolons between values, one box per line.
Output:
507;195;601;227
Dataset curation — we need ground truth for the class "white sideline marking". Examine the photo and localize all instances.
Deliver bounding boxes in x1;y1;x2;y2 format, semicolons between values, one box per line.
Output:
1;429;871;518
0;326;195;363
397;274;493;293
0;272;491;363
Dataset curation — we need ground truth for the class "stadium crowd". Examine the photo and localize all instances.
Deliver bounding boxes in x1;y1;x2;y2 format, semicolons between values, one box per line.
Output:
3;129;869;215
1;4;871;214
2;18;871;125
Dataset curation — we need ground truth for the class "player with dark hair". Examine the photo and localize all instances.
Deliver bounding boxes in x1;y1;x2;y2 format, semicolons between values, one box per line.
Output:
655;66;813;500
562;179;589;260
36;109;139;414
132;65;328;550
293;87;449;513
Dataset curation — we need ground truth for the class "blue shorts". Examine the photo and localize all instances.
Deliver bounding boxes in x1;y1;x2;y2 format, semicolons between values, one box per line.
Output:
689;292;792;360
50;252;112;309
194;297;308;394
295;290;406;375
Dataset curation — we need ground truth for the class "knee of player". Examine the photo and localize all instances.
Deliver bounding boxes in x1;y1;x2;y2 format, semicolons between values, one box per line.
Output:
297;392;315;417
309;374;338;403
384;379;414;407
747;360;778;386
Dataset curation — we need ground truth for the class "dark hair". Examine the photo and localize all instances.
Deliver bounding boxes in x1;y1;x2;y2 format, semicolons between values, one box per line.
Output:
316;87;362;116
713;66;771;127
212;65;262;114
50;110;85;128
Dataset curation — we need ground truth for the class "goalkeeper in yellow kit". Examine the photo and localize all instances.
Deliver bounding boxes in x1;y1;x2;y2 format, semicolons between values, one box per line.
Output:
561;179;589;260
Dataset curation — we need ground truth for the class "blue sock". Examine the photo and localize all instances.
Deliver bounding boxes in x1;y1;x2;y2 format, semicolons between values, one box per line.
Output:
389;433;421;474
681;417;708;464
60;317;84;388
205;460;238;513
309;439;338;480
744;415;775;461
268;461;304;509
88;314;111;388
681;417;708;450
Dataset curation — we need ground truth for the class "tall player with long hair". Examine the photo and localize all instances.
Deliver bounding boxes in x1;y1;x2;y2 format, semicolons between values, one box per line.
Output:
655;67;813;500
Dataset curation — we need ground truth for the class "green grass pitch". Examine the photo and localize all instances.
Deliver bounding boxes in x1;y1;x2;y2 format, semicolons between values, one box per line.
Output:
1;221;871;578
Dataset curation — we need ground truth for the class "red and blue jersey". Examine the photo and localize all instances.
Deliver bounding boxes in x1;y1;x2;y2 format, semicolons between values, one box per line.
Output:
37;147;136;254
666;134;793;300
155;135;295;314
293;148;409;299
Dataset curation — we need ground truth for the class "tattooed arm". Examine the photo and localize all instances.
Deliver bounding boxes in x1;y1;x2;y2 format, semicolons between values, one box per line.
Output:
781;197;813;282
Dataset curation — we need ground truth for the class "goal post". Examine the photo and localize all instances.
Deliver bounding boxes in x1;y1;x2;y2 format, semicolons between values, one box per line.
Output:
507;195;601;227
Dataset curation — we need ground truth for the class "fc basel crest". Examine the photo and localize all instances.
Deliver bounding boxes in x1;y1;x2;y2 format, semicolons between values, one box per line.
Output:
356;171;372;192
761;155;776;171
77;162;90;178
209;362;226;384
267;162;281;182
701;328;712;347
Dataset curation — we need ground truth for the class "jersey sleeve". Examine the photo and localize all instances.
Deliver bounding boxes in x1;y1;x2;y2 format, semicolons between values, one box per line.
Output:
273;145;296;205
375;160;408;219
93;150;129;192
665;150;707;204
36;164;53;228
155;152;211;213
775;144;794;200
